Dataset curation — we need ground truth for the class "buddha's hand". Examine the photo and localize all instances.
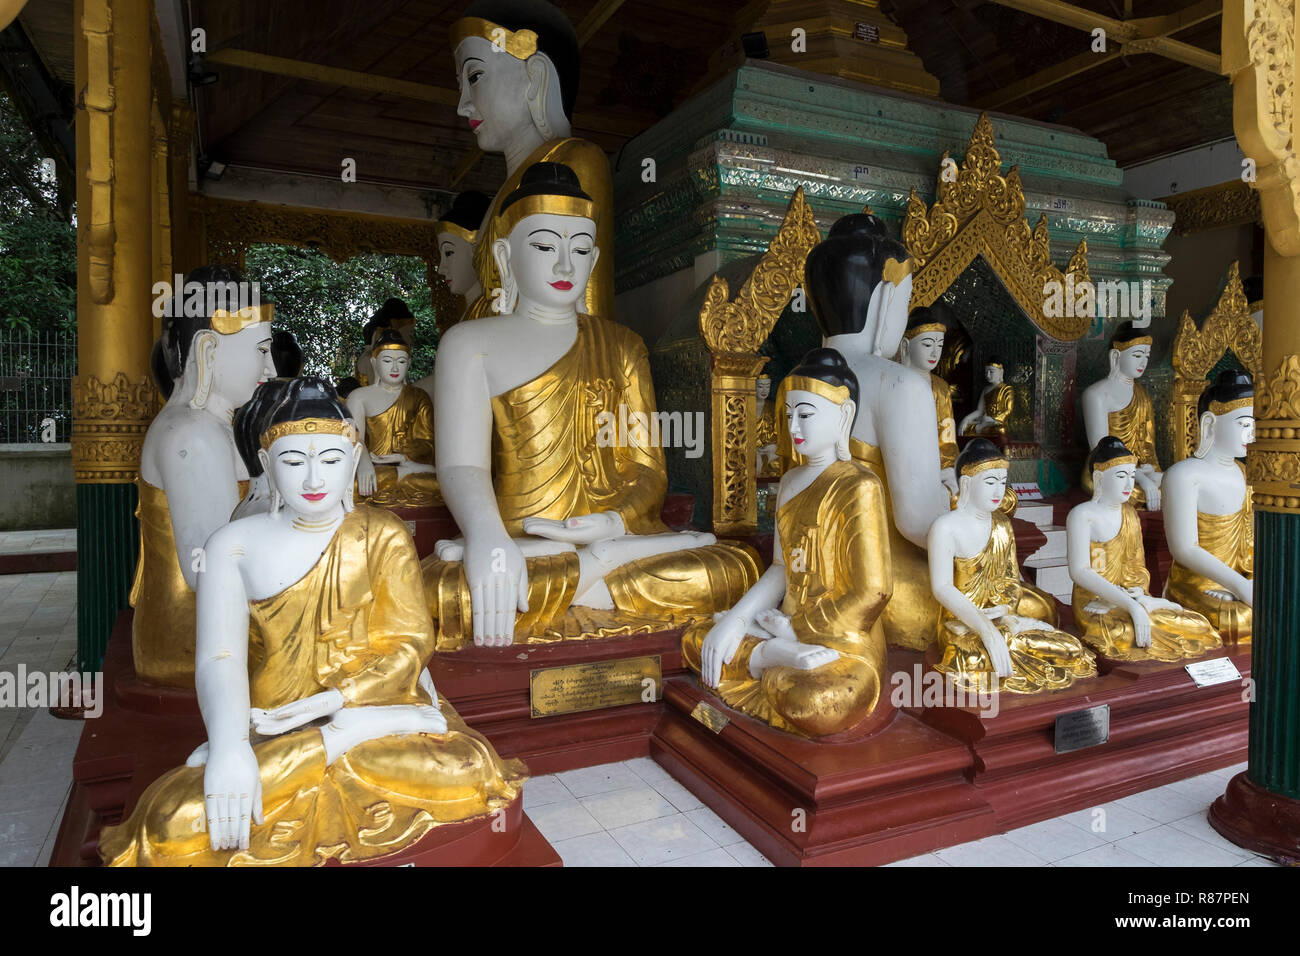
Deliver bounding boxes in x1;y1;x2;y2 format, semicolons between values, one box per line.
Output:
522;511;626;545
754;608;797;642
250;688;345;736
371;452;405;465
1125;600;1152;648
757;639;840;673
203;741;264;852
465;533;529;647
1135;471;1160;510
397;459;434;479
1134;592;1179;614
701;613;747;689
356;455;378;496
1235;580;1254;606
976;616;1014;679
435;536;466;561
321;705;449;764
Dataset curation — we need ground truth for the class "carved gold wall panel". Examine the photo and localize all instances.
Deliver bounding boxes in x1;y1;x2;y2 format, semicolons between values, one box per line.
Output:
903;112;1092;341
72;373;162;483
1170;262;1262;462
1251;353;1300;514
1162;180;1263;236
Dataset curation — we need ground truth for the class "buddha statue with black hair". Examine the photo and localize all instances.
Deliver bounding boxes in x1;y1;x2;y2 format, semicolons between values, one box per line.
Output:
928;439;1096;693
898;305;959;494
1082;322;1162;509
436;190;491;324
691;348;892;737
1162;370;1256;643
132;265;276;688
231;378;293;520
959;356;1014;438
1066;436;1220;661
354;297;416;386
100;377;524;866
449;0;613;322
346;328;439;509
424;161;759;649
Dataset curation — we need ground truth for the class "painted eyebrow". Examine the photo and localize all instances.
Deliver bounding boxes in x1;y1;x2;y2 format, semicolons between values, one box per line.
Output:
793;401;817;411
462;57;485;66
258;337;273;346
571;232;594;241
528;229;562;238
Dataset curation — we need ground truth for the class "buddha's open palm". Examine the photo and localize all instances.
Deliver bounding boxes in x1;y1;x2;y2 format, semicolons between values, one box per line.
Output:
754;608;797;642
203;741;264;853
251;688;345;736
522;511;625;546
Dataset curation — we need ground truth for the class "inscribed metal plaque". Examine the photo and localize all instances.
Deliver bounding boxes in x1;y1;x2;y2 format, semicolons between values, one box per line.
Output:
690;700;730;733
529;655;661;718
1053;704;1110;754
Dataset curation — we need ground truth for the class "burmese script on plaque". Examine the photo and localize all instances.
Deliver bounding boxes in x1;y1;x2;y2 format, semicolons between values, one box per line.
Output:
530;655;663;718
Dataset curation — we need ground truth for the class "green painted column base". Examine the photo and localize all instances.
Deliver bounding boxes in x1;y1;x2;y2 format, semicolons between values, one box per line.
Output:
76;483;139;673
1250;510;1300;800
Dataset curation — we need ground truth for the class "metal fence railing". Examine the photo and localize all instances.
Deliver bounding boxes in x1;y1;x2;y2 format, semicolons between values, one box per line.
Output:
0;329;75;444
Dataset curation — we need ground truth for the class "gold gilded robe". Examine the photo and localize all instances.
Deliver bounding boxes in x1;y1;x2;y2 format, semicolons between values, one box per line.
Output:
101;506;524;867
361;385;440;508
1082;384;1161;506
422;315;760;648
1164;479;1254;643
130;477;248;689
682;460;891;737
931;374;959;469
466;137;613;323
936;511;1096;694
1073;504;1221;661
963;382;1013;437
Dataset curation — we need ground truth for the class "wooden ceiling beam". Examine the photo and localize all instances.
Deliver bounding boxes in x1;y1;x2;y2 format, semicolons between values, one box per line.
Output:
206;48;460;106
977;47;1122;110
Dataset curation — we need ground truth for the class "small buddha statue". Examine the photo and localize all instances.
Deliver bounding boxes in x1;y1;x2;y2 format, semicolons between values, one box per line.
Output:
959;357;1014;438
1067;436;1221;661
133;265;276;688
898;306;959;494
450;0;614;322
806;214;953;651
346;329;439;508
755;374;780;477
354;298;416;387
928;439;1096;693
99;378;524;866
1082;323;1163;509
1163;370;1255;643
423;161;759;648
690;349;890;737
231;378;293;521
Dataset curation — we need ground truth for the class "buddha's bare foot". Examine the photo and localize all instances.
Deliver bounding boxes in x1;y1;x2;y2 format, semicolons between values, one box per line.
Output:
754;638;839;673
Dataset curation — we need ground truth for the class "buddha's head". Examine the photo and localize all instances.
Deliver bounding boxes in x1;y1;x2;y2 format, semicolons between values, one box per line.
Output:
452;0;577;150
779;348;859;463
985;359;1005;386
258;377;362;518
437;190;491;298
362;298;416;380
806;214;914;360
1195;369;1255;460
899;306;947;371
1089;435;1138;506
956;438;1009;514
233;378;294;480
371;329;412;389
756;375;771;403
271;330;304;378
492;161;598;315
1109;322;1152;380
159;265;275;413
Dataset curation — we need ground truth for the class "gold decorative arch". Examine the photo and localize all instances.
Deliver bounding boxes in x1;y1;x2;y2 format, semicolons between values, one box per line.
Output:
699;187;821;534
903;112;1093;341
1169;262;1261;461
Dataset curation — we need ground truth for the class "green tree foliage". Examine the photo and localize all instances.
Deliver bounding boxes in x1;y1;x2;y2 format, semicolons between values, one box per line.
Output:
242;244;442;382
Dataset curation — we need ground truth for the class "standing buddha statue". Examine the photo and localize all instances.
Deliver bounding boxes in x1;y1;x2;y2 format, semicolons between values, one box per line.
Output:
1081;322;1163;509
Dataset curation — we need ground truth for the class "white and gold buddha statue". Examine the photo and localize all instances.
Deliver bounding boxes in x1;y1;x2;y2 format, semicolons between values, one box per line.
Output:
100;378;524;866
1066;436;1220;661
1082;323;1163;509
354;298;416;388
755;373;780;477
346;328;439;509
450;0;613;322
422;162;759;649
928;439;1096;693
898;306;959;495
133;266;276;688
959;357;1014;438
690;349;891;737
1163;370;1256;644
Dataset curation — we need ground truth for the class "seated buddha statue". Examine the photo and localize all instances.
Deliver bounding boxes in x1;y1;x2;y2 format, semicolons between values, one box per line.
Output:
690;349;891;738
1163;370;1256;644
423;162;759;649
1082;323;1163;509
450;0;613;323
928;439;1096;694
1067;436;1221;661
959;358;1014;438
346;329;440;509
898;306;959;495
133;266;276;688
99;378;524;867
806;214;955;651
755;374;780;477
231;378;293;521
353;298;416;387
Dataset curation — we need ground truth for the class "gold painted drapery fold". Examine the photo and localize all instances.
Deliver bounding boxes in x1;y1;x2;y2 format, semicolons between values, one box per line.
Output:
1164;476;1255;643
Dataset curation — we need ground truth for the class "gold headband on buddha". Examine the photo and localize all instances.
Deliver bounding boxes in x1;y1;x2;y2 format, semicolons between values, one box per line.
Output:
497;194;596;236
451;17;539;60
211;303;274;335
437;221;478;245
961;457;1009;477
986;361;1004;369
1209;396;1253;416
374;340;410;354
904;322;945;339
1094;453;1138;471
883;257;913;287
778;375;851;406
260;418;359;450
1114;334;1153;350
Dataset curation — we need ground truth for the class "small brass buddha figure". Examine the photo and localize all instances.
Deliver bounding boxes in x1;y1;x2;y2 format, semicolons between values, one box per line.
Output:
928;439;1097;694
1082;322;1163;509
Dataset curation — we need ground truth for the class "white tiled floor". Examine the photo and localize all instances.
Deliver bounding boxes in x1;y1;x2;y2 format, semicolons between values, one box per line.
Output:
0;529;77;554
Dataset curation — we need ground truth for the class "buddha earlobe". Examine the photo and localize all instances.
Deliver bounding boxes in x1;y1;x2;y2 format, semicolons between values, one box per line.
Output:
492;239;516;314
836;400;856;461
188;331;219;410
1193;411;1216;459
524;56;554;141
1109;349;1119;373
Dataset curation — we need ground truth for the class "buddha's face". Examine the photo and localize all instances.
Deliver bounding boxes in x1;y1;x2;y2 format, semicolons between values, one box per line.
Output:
962;466;1008;513
437;231;478;297
264;432;358;519
373;349;410;387
1114;344;1150;379
986;364;1004;385
455;37;539;152
212;322;276;406
905;331;944;370
784;389;849;458
1214;407;1256;458
504;213;599;311
1093;462;1136;506
756;378;771;402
